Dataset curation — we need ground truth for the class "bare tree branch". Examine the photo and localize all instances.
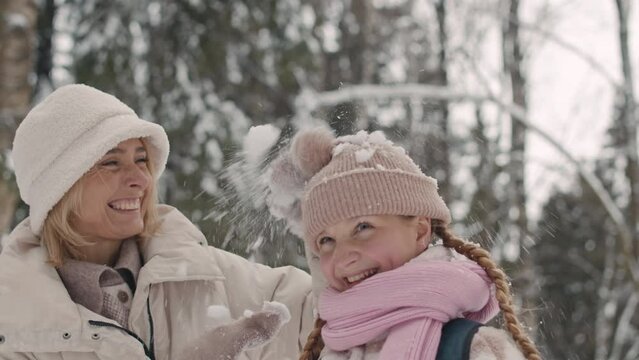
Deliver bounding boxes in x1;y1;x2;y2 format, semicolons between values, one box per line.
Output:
515;18;621;90
595;235;618;360
609;291;638;360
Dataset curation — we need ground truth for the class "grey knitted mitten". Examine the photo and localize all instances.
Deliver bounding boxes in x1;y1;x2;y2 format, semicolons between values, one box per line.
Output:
178;301;291;360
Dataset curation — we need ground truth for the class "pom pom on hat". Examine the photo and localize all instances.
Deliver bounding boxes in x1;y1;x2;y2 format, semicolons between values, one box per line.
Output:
267;153;305;237
269;153;306;193
266;128;335;238
290;127;335;179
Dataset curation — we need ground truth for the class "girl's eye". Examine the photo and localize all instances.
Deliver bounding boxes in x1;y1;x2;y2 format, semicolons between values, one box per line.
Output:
317;236;335;249
136;157;149;164
355;222;372;233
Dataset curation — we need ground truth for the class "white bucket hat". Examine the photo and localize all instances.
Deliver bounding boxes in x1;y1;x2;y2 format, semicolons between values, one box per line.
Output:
12;84;170;235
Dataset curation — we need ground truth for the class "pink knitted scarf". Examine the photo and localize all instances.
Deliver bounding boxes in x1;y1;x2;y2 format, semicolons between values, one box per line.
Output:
319;260;499;360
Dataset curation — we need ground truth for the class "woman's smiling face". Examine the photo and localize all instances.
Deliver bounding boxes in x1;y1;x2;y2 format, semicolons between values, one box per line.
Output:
316;214;431;291
72;138;152;243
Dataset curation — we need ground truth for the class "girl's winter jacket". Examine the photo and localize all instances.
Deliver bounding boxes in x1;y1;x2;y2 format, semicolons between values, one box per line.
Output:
0;205;314;360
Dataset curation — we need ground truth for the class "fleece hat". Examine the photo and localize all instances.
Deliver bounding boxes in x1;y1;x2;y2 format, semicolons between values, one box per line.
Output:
12;84;170;235
287;128;451;246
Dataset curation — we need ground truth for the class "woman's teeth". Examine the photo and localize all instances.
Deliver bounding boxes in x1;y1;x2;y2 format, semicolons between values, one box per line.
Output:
109;198;140;210
346;269;378;284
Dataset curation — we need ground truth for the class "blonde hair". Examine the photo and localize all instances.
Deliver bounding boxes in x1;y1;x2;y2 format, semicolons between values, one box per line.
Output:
299;219;542;360
41;139;160;268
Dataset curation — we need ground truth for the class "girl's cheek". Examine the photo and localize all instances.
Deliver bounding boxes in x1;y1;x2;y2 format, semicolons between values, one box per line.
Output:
362;241;388;258
319;257;333;278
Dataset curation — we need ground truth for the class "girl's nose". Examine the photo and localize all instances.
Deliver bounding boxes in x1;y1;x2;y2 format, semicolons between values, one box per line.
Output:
334;243;360;269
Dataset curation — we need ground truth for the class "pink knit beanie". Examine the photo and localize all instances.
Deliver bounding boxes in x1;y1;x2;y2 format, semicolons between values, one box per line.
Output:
284;128;451;246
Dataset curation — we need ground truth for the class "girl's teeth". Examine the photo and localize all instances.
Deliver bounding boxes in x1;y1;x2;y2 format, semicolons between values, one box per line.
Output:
110;199;140;210
346;269;376;283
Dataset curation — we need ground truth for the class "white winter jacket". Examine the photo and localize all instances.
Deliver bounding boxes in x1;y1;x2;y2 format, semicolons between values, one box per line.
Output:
0;205;314;360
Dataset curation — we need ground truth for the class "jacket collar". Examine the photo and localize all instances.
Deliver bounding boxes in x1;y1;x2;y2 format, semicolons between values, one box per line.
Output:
56;238;141;316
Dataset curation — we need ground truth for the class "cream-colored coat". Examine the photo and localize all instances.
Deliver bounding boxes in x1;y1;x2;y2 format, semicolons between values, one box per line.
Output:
0;205;314;360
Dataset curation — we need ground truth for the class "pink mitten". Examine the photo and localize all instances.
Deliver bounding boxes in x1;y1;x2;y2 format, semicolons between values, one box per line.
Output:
178;302;291;360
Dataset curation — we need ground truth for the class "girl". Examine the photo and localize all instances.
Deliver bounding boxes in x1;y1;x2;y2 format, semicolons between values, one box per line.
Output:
268;128;542;360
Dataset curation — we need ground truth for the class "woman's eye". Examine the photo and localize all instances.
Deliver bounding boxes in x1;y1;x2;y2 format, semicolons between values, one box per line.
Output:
101;160;118;167
136;157;149;164
355;222;372;232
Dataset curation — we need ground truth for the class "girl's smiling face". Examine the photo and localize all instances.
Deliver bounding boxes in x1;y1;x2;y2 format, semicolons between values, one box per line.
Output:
316;215;431;291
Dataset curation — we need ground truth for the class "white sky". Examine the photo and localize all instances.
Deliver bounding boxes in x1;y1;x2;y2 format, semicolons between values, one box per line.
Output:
525;0;638;221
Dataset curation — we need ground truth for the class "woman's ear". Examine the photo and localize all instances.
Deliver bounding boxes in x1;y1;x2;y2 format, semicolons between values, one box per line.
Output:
415;216;432;251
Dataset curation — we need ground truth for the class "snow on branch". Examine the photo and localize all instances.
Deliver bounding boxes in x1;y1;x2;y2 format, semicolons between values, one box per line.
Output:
299;84;486;110
5;13;30;30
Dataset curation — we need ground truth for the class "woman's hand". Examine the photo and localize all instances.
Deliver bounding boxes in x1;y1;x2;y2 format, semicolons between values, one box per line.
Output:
178;301;291;360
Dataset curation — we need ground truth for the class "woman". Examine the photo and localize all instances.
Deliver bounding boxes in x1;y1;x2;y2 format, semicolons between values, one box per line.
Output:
0;84;314;360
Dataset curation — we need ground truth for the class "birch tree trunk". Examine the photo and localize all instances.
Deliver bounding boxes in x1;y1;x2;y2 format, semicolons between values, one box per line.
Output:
433;0;450;202
407;0;451;203
351;0;374;85
614;0;638;257
596;1;639;358
502;0;539;339
0;0;37;237
502;0;528;255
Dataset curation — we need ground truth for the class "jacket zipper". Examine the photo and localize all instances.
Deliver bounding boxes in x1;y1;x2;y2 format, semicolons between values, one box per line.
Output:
88;290;156;360
146;293;155;358
88;320;155;360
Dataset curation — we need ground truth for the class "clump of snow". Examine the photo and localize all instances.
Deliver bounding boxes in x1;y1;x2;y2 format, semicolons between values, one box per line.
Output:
243;125;281;166
7;13;29;30
354;148;375;163
333;130;396;163
390;145;407;155
266;189;303;238
269;188;298;211
243;309;254;318
262;301;292;325
264;152;306;237
249;236;265;253
368;131;392;146
332;143;347;156
337;130;368;145
207;305;232;321
336;130;393;147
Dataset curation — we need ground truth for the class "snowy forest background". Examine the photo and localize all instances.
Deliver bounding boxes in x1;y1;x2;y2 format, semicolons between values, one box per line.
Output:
1;0;638;358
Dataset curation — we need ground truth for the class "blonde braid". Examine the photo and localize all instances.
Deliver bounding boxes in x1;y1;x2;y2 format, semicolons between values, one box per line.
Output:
299;318;326;360
432;220;542;360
